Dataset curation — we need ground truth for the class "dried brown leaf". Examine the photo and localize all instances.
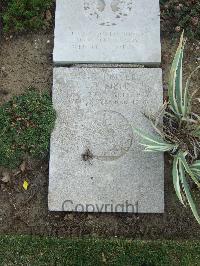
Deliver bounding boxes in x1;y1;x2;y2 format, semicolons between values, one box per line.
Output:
20;161;26;172
46;10;52;21
1;172;11;183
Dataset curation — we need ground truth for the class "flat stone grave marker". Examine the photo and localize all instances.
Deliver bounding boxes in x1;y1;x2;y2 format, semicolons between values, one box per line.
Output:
48;68;164;213
53;0;161;65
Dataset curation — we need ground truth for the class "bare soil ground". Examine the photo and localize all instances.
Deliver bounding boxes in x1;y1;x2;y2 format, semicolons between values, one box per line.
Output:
0;28;200;239
0;33;53;105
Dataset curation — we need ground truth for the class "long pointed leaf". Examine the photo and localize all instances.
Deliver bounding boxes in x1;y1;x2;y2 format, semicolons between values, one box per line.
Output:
191;160;200;179
172;155;185;205
133;128;175;146
191;161;200;172
178;152;200;188
180;167;200;225
168;32;185;116
134;128;177;152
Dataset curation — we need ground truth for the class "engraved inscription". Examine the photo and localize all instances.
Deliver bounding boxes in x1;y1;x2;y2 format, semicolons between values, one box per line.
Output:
70;31;139;50
85;81;138;106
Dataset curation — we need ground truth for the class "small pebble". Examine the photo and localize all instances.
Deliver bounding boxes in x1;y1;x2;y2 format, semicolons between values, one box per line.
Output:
175;26;181;32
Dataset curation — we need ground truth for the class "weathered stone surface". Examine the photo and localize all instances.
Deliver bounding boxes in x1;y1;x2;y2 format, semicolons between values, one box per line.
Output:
48;68;164;213
53;0;161;65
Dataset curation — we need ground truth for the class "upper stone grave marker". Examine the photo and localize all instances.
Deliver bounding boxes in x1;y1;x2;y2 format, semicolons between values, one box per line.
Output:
53;0;161;65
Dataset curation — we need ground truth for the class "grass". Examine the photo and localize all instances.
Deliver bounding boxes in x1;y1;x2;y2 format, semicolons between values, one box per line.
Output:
161;0;200;39
1;0;53;33
0;236;200;265
0;89;56;169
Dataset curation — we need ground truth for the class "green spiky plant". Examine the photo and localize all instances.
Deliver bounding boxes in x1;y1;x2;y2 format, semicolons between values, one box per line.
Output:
135;32;200;224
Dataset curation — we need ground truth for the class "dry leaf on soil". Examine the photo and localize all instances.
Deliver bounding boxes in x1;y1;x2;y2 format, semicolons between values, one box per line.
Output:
1;172;11;183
